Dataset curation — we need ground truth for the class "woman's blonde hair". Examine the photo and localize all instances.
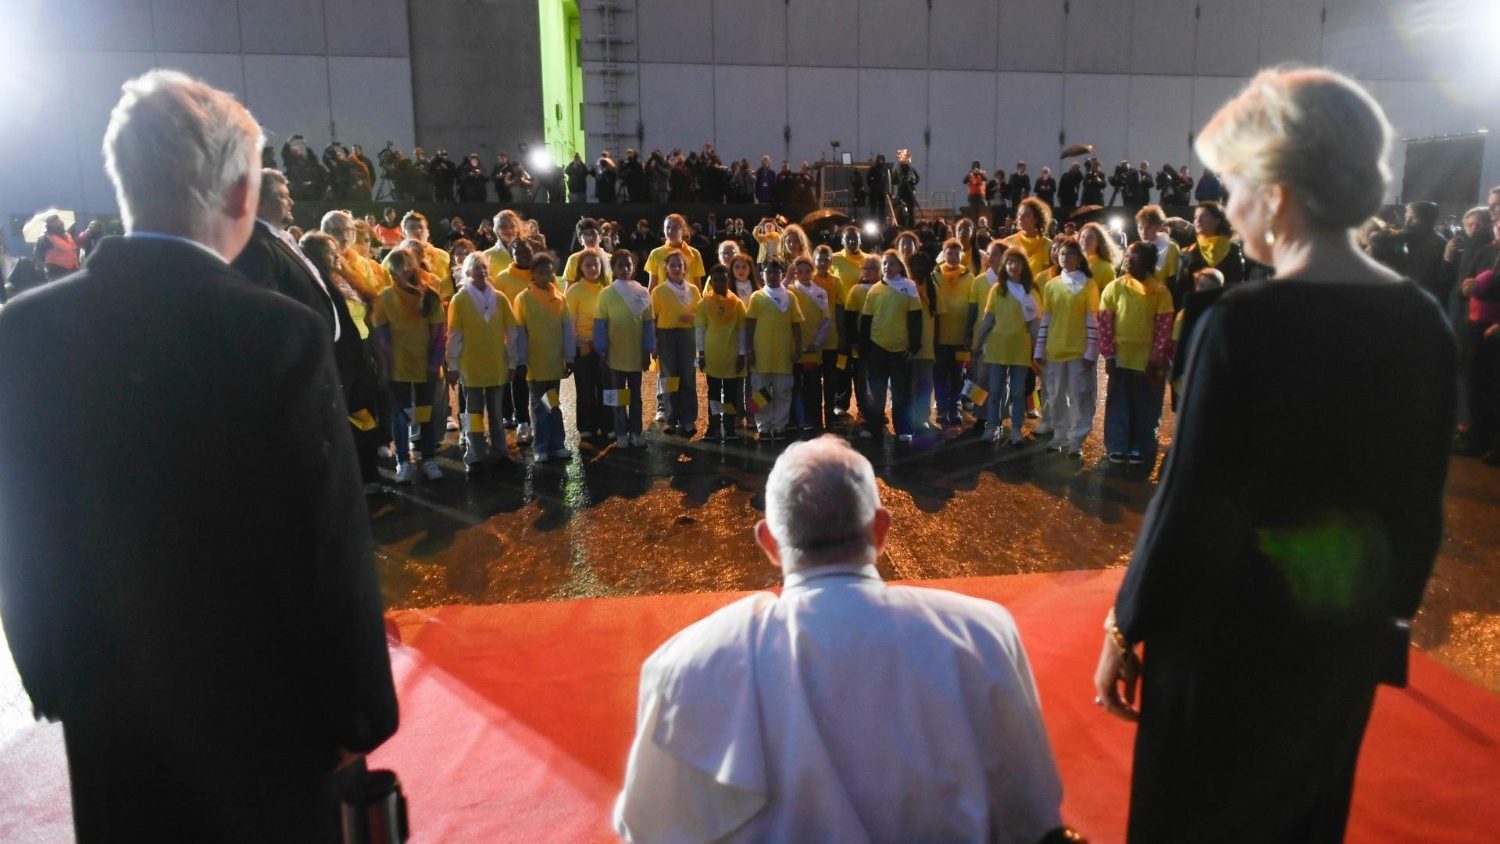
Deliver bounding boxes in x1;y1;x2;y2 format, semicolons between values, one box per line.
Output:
1195;66;1391;232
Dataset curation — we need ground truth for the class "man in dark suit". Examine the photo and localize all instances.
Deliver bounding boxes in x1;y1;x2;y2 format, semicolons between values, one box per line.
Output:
234;169;380;490
0;69;397;842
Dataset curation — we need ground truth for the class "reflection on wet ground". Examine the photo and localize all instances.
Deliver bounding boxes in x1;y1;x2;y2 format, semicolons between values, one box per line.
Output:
372;377;1500;693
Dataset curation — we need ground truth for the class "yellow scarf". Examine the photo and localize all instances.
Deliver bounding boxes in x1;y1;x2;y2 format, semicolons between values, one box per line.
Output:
703;291;742;326
1196;235;1231;268
1008;232;1051;275
527;282;565;316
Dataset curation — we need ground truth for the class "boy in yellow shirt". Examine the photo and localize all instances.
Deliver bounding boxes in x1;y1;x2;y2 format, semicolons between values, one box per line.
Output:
790;257;833;431
446;252;518;473
1034;237;1101;458
650;251;703;436
494;239;538;443
696;266;748;441
744;259;805;440
565;250;609;440
933;238;976;426
859;251;923;442
841;255;881;431
514;253;576;461
371;247;446;483
593;251;656;447
1098;241;1175;465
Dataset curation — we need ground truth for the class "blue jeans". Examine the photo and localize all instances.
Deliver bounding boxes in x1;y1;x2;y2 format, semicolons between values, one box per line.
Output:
865;346;912;436
390;380;437;463
1104;365;1163;457
527;379;566;453
608;368;644;438
986;364;1029;431
934;345;966;420
656;328;698;429
909;359;934;432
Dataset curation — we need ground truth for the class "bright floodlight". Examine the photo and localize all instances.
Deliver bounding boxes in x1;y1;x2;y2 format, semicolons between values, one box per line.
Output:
529;148;554;172
863;220;880;236
1108;216;1125;233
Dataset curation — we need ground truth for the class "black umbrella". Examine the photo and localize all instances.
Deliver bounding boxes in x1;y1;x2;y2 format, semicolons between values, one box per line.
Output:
1061;143;1096;160
800;208;852;233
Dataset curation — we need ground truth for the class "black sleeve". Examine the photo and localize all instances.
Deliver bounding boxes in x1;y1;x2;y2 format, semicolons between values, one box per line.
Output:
906;309;922;354
843;308;860;353
230;235;279;293
1220;244;1246;287
275;316;398;753
1115;304;1248;642
859;313;872;345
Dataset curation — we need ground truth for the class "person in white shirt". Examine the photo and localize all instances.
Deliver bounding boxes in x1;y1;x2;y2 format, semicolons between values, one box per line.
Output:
615;436;1068;844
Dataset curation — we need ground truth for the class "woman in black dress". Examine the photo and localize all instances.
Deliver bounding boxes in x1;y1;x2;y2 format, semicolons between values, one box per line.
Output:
1093;67;1456;843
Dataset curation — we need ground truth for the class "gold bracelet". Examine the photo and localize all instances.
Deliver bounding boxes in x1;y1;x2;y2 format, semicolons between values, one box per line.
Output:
1104;607;1132;655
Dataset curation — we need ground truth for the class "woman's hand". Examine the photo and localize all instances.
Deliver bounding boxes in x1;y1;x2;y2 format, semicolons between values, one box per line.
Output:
1093;629;1142;723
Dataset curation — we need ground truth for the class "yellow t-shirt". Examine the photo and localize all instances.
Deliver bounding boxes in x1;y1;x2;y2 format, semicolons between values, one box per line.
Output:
1099;275;1174;372
791;283;833;361
371;287;443;383
564;279;604;345
447;285;516;387
811;270;844;346
494;266;532;305
562;248;612;286
862;282;922;354
829;250;869;302
1088;257;1116;291
644;243;706;289
1003;232;1052;278
482;243;514;275
934;264;975;346
981;284;1041;367
843;282;874;321
595;284;649;372
651;280;703;332
747;287;805;375
1039;275;1101;363
915;287;935;361
970;270;998;310
421;269;455;309
754;230;782;264
515;285;572;381
696;291;747;378
1153;241;1181;289
423;243;451;285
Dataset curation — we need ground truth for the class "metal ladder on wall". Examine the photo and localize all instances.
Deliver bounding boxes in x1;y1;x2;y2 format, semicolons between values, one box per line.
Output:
585;0;638;155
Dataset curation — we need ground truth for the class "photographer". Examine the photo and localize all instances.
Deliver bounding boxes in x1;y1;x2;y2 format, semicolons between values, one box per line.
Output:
1005;161;1031;208
281;135;327;201
1058;162;1083;208
458;153;489;202
1082;159;1106;206
429;149;458;203
964;160;989;215
1107;160;1131;207
1155;164;1186;206
1123;161;1153;208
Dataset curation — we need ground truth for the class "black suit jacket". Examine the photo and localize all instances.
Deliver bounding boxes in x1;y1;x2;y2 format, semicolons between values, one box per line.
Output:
0;237;397;840
233;222;368;410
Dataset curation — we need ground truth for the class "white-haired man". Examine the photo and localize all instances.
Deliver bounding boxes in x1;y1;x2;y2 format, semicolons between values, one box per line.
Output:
616;436;1067;843
0;70;397;840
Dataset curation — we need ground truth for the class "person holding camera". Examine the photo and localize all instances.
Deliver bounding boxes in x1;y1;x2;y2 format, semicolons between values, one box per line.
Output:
429;149;458;203
1082;159;1107;206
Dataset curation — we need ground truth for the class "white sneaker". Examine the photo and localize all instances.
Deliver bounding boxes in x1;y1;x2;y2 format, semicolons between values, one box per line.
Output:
897;433;913;443
377;445;394;460
421;460;443;481
516;423;533;444
446;417;460;432
551;448;573;460
984;427;1002;443
655;410;667;424
534;450;550;462
394;462;416;484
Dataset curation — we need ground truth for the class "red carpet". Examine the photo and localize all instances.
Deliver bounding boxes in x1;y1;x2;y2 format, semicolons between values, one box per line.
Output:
370;569;1500;843
2;570;1495;841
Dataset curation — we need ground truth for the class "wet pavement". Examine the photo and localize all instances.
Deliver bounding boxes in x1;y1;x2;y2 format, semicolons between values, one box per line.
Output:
372;375;1500;694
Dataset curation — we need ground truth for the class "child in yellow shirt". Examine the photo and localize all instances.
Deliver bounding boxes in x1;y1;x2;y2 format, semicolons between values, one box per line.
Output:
1098;240;1175;465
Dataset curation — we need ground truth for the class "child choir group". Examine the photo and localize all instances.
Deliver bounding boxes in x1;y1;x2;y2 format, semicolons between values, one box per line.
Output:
347;197;1238;481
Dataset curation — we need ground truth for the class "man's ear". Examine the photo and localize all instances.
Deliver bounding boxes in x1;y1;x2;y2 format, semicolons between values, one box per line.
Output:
871;508;891;559
754;519;782;571
225;172;256;222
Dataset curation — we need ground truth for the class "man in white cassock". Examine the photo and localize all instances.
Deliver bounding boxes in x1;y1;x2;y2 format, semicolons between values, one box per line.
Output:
614;435;1066;843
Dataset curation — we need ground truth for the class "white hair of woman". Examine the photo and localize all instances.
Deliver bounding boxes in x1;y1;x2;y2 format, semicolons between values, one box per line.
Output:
460;249;490;278
761;436;883;569
102;70;263;243
320;209;355;249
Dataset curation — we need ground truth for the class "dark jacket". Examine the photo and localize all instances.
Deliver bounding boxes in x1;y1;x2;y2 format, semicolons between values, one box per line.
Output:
233;222;366;414
0;236;397;841
1116;276;1454;841
1005;172;1031;207
1058;169;1083;207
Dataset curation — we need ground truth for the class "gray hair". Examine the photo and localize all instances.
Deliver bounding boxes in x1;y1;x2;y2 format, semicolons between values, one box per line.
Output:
764;436;880;567
103;70;263;236
460;250;489;277
320;209;354;235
